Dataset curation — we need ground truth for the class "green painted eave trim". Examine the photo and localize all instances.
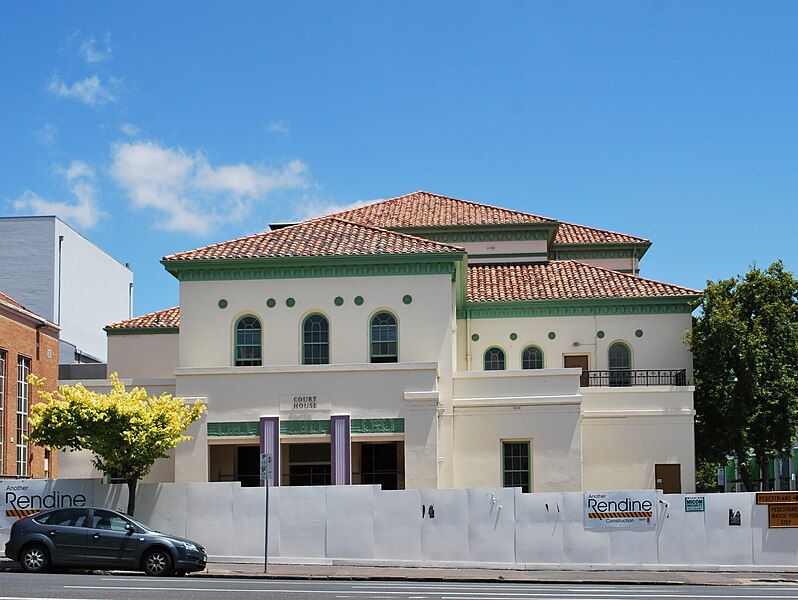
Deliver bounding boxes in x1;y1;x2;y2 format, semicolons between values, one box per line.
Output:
394;223;558;244
457;295;701;319
161;251;465;282
551;242;652;261
208;422;260;437
207;418;405;438
105;327;180;336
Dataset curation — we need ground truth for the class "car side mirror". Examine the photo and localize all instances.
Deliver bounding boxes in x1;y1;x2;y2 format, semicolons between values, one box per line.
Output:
125;523;135;533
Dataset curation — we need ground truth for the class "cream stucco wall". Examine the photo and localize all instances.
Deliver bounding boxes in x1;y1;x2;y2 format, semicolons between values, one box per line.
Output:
107;333;179;379
458;313;693;374
178;273;454;370
581;386;696;493
450;369;583;492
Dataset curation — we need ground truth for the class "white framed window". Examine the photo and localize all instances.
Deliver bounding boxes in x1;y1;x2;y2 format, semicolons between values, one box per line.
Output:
17;356;30;477
521;345;544;370
235;316;262;366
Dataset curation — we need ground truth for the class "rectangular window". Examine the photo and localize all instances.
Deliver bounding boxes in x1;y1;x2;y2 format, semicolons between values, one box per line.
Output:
0;349;5;475
502;441;531;493
16;356;30;477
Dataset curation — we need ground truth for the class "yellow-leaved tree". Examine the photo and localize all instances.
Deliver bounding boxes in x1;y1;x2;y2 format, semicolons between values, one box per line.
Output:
28;373;206;515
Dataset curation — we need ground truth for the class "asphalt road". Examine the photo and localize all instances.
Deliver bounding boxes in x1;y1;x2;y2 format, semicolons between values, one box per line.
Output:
0;572;796;600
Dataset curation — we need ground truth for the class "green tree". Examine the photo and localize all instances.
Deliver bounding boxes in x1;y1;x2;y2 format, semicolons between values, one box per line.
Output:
690;261;798;491
28;373;205;515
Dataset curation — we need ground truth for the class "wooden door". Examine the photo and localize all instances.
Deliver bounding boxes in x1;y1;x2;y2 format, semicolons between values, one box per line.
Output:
655;463;682;494
563;354;590;387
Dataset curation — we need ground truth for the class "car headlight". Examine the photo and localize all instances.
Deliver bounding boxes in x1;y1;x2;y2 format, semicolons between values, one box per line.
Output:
180;542;199;552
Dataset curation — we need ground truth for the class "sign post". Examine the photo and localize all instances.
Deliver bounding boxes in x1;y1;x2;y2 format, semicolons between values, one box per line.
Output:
260;452;273;573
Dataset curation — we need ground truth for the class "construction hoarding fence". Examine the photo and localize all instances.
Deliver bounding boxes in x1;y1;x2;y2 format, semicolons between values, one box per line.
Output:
1;480;797;569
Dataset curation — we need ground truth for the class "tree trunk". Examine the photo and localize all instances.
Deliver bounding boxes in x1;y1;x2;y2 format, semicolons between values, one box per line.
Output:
758;457;770;492
126;478;138;516
738;461;754;492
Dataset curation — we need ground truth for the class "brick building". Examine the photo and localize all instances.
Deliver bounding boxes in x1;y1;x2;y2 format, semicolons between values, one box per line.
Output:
0;290;59;479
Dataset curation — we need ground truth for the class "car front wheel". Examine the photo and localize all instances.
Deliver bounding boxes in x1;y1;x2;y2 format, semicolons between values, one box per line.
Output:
142;548;174;577
20;544;50;574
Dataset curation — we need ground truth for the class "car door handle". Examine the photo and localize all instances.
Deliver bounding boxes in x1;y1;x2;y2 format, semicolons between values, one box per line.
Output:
92;534;102;539
48;530;58;536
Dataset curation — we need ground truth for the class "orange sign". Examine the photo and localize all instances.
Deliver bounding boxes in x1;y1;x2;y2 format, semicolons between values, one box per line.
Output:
768;503;798;528
756;492;798;505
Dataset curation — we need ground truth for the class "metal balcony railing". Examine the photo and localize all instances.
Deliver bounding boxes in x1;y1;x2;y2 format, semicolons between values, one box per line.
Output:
583;369;688;387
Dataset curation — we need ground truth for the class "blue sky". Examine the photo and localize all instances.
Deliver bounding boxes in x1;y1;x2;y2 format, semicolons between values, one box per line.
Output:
1;2;796;314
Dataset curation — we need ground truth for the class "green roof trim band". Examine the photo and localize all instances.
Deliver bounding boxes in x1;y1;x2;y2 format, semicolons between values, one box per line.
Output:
105;326;180;336
457;296;699;319
162;253;464;282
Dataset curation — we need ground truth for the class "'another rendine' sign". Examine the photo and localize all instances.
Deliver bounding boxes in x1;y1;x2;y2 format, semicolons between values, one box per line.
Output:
583;490;658;531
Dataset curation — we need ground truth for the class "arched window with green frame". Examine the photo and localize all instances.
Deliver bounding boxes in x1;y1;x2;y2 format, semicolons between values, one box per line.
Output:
484;347;506;371
235;315;262;366
608;341;632;386
370;311;398;363
521;345;544;370
302;313;330;365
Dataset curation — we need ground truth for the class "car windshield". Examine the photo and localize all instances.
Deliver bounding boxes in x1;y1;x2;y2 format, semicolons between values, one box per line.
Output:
123;515;154;532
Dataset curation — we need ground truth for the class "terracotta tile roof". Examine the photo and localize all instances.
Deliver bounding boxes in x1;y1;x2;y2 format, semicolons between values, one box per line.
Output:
163;217;463;262
553;222;650;246
106;306;180;330
332;191;555;228
467;261;699;302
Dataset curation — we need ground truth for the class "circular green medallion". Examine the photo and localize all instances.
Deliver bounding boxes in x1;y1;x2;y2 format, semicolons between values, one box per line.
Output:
471;333;480;342
354;296;364;306
510;333;518;341
402;294;412;305
218;299;228;309
286;298;296;308
635;329;643;338
266;298;276;308
597;330;605;339
548;331;556;340
334;296;344;306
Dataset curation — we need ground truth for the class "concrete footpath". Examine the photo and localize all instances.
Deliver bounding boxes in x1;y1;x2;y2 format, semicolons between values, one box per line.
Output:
3;558;798;586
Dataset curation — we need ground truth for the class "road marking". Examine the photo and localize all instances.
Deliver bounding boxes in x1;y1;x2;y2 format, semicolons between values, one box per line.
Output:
62;587;798;599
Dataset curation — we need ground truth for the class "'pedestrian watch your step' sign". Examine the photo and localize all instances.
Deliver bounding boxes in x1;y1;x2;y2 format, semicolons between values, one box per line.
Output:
756;492;798;528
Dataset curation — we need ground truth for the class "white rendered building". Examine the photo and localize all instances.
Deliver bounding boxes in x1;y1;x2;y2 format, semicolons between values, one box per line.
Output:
60;191;699;493
0;216;133;363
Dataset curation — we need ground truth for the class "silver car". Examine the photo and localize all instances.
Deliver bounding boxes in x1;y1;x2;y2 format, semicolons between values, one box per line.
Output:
4;507;206;576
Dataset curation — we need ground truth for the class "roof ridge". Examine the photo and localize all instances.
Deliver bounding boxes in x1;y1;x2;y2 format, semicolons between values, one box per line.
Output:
399;190;557;224
555;220;651;244
559;259;700;294
327;216;465;251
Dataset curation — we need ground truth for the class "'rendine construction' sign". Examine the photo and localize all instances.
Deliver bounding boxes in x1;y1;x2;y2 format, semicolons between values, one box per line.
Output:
1;479;94;529
584;491;658;531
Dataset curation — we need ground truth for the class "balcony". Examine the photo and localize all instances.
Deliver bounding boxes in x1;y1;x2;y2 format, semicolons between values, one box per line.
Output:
583;369;688;387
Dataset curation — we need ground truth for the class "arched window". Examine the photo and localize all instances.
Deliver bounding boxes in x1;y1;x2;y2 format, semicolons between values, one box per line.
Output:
522;346;544;370
608;341;631;386
484;347;506;371
370;312;398;363
303;314;329;365
235;316;262;366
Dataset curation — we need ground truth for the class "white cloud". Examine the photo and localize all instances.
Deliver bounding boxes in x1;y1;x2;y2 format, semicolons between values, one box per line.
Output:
47;74;118;107
119;122;140;137
79;33;113;63
110;141;310;235
32;123;58;146
267;120;290;134
12;160;102;229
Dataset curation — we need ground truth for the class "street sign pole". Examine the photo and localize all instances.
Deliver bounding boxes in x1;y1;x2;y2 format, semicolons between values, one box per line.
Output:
260;452;273;573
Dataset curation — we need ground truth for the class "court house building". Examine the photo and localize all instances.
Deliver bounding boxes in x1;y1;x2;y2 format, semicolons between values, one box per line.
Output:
60;191;700;493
